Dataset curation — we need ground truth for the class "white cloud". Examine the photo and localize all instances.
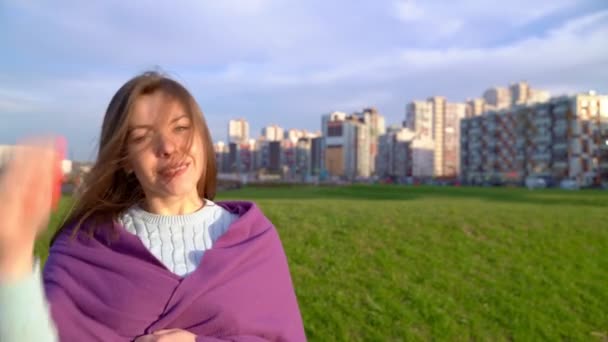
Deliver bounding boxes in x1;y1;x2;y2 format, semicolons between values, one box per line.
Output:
0;88;49;113
5;8;607;107
394;0;426;22
391;0;579;40
1;1;607;159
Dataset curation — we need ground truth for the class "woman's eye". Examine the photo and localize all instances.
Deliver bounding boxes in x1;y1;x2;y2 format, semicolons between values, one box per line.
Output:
131;135;147;143
176;126;191;132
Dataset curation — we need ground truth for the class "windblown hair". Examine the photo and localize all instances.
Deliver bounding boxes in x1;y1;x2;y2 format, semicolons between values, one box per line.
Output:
52;71;216;243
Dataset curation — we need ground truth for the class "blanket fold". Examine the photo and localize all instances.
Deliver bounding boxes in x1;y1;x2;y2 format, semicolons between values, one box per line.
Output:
43;201;306;342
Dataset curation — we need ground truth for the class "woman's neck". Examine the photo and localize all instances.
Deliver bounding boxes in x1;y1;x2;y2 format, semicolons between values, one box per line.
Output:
140;193;204;215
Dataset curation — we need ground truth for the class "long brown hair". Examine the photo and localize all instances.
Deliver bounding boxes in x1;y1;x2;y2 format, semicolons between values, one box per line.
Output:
53;71;217;242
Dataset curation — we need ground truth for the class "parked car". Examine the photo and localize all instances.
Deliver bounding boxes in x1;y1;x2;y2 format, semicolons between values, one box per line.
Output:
559;178;580;190
525;176;547;189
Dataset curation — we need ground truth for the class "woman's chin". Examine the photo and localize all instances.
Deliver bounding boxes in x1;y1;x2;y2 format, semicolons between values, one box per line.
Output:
152;180;195;198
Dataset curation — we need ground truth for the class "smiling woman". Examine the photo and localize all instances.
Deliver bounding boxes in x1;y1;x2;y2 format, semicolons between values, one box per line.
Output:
123;80;211;214
0;71;306;342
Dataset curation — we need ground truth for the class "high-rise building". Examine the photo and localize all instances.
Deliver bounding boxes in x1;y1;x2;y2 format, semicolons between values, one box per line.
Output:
377;125;435;179
241;139;257;173
268;141;282;174
310;137;324;176
405;98;465;177
466;98;486;118
228;142;239;173
410;139;435;177
510;81;530;105
228;118;249;143
282;129;318;144
282;139;297;179
444;103;467;177
528;89;551;104
284;129;299;144
261;125;283;142
405;101;433;140
227;139;256;174
321;111;371;179
483;87;511;110
376;127;415;179
461;91;608;187
360;107;386;175
214;141;230;173
428;96;447;176
295;137;312;179
509;81;551;106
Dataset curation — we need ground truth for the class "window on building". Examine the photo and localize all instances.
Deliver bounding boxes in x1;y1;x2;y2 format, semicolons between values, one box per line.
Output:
327;125;343;137
582;140;590;154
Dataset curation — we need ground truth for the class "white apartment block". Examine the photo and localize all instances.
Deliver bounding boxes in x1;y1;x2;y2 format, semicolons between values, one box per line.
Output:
228;118;249;143
461;91;608;187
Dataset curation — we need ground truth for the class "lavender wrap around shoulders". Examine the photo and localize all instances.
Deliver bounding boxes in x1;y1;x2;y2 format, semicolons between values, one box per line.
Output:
43;201;307;342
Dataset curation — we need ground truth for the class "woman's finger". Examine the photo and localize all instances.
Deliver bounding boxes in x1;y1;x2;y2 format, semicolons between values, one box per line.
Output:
134;335;157;342
153;329;181;335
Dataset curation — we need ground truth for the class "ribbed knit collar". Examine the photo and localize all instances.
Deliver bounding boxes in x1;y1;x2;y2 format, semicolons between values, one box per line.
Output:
126;199;217;226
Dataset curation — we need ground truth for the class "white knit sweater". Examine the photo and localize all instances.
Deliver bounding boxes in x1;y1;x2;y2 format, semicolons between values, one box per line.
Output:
119;199;238;276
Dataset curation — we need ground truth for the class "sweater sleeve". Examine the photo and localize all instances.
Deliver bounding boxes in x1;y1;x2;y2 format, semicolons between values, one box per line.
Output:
0;261;59;342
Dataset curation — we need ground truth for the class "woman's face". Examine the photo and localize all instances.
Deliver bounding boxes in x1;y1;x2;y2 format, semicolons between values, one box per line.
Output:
125;92;204;200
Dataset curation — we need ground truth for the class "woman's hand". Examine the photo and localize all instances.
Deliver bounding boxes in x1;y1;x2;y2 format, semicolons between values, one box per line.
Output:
0;137;62;282
134;329;197;342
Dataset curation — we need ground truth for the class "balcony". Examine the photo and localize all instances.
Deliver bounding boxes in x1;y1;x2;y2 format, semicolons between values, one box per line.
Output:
533;135;552;144
552;104;570;114
552;142;568;151
553;161;568;169
533;153;551;161
537;108;550;116
534;117;552;126
553;123;568;134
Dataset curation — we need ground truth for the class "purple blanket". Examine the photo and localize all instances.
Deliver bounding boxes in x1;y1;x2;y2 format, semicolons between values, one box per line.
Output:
43;201;306;341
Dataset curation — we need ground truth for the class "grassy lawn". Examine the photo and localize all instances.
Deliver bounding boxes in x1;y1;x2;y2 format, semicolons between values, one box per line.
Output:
38;185;608;341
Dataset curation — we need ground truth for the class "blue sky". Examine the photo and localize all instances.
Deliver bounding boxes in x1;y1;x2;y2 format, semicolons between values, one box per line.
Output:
1;0;607;161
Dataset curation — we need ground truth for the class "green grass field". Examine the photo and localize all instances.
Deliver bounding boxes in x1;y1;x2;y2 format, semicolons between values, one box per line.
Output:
38;185;608;341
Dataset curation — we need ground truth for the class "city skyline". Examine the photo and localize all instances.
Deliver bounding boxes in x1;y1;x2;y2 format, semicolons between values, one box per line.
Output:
1;1;607;161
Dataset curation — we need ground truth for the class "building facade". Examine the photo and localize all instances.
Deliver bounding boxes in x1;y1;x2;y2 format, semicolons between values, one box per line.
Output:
310;136;324;176
261;125;284;142
321;111;372;179
405;101;434;141
228;119;249;144
466;98;486;118
510;82;530;106
444;103;467;177
461;92;608;187
483;87;511;110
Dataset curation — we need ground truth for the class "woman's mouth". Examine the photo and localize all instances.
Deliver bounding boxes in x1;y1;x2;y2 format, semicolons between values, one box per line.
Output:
159;162;190;179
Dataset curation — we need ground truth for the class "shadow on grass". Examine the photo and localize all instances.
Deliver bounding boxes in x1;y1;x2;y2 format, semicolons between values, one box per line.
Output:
218;184;608;208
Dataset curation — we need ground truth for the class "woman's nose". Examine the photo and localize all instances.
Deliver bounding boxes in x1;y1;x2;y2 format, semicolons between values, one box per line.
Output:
156;134;177;157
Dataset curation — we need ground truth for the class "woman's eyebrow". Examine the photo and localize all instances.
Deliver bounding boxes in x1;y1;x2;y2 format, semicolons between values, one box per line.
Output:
129;115;189;131
128;124;152;131
171;115;189;123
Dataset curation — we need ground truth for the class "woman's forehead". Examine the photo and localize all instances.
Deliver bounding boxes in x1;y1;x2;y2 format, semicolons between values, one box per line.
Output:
130;94;189;125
